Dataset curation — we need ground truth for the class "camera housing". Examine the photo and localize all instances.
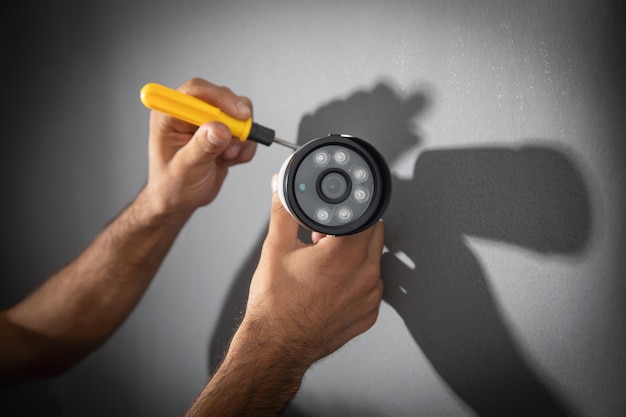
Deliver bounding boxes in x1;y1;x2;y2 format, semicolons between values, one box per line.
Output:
277;134;392;236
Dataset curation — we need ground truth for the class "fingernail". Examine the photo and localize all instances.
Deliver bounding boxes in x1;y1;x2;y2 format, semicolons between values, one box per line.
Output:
236;100;251;118
207;125;229;146
271;173;278;193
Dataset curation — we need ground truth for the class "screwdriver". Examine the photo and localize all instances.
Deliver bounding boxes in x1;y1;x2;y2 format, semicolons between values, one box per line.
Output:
139;82;299;150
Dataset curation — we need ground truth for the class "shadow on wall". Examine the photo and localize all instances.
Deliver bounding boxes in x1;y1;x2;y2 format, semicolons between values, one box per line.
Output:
209;81;591;417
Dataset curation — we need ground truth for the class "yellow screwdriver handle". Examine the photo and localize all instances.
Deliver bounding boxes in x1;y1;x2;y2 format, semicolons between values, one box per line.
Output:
139;82;253;141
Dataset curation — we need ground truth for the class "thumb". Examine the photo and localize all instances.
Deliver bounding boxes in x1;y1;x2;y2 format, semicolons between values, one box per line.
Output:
179;122;232;168
266;174;302;248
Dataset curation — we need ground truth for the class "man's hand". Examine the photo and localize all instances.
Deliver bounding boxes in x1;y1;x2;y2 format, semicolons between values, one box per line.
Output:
144;77;257;219
242;175;385;365
0;77;258;384
184;176;385;417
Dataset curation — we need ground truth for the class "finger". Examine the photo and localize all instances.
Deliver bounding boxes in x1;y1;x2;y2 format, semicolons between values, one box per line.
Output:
267;174;301;247
239;96;254;117
311;231;327;244
222;137;258;164
177;122;232;169
236;140;258;163
218;95;256;162
148;109;196;166
222;138;243;160
318;220;377;251
149;101;198;137
179;78;252;121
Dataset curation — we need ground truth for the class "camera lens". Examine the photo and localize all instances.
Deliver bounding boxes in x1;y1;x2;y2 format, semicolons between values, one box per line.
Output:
317;170;351;204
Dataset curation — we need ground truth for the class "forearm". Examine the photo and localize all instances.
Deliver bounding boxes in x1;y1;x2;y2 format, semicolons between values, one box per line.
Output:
2;186;191;379
184;319;310;417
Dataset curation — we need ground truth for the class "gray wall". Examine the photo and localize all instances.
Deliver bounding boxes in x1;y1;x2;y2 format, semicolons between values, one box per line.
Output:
1;1;624;416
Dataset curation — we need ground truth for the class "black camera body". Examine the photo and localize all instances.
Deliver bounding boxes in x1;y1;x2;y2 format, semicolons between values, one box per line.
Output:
277;134;392;236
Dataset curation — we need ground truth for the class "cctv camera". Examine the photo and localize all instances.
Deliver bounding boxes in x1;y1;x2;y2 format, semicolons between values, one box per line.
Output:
277;134;391;236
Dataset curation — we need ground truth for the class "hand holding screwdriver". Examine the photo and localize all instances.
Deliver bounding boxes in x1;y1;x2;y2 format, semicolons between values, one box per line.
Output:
140;82;299;150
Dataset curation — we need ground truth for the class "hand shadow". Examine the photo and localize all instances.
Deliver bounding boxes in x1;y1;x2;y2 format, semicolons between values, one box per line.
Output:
380;147;590;417
208;81;591;417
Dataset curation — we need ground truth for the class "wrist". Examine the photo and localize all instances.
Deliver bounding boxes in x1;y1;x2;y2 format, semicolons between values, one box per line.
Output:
132;185;194;229
227;317;311;381
186;319;308;417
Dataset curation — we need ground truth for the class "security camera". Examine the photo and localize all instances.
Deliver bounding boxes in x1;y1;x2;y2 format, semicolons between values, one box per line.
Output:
277;134;392;236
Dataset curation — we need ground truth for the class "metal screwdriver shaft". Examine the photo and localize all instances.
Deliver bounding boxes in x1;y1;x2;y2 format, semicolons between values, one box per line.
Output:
272;137;300;150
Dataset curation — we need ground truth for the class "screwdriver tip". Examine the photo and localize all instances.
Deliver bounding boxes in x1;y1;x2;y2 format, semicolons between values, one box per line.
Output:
273;137;300;150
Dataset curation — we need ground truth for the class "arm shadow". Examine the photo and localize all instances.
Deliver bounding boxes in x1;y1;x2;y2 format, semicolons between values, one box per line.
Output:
208;81;591;417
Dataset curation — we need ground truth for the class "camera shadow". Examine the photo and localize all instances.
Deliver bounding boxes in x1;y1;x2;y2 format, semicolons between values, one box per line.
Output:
208;81;591;417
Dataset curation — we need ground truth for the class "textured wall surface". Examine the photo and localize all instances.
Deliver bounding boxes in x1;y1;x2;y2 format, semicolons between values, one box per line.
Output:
1;1;624;416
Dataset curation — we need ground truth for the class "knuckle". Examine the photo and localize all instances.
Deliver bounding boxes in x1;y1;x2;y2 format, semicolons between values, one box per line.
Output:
217;85;235;99
188;77;204;86
362;261;382;286
181;77;205;92
366;308;380;329
218;84;233;93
